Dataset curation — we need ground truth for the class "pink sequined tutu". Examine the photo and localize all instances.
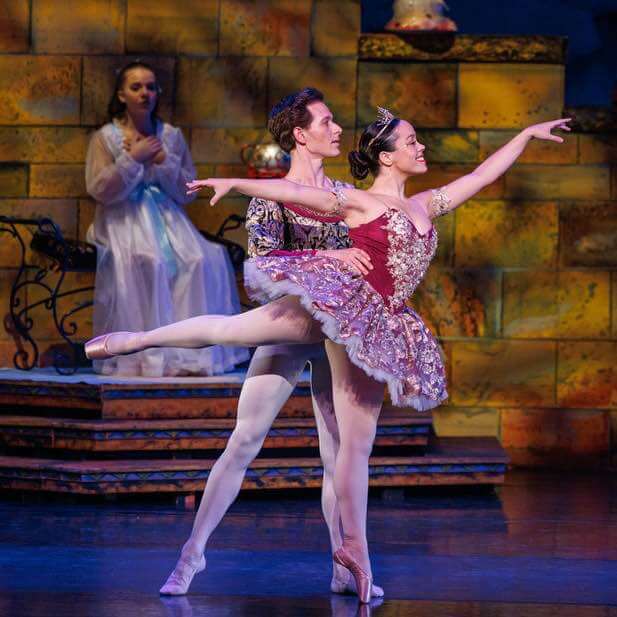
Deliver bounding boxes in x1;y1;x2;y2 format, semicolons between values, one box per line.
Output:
244;209;448;410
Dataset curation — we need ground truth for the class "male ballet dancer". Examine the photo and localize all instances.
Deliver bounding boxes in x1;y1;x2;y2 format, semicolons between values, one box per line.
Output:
160;88;382;598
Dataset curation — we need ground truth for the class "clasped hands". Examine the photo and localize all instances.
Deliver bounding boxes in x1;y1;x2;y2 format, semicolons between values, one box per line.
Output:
124;135;166;165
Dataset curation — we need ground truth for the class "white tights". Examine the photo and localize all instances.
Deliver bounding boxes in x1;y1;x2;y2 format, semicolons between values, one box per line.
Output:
325;340;383;577
182;343;344;576
136;297;324;349
112;295;384;578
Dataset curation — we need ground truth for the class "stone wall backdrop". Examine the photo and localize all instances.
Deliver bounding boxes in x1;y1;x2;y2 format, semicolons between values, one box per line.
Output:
0;1;615;469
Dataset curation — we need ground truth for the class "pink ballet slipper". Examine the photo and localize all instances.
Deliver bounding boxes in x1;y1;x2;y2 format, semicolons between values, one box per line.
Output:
333;547;372;604
331;569;384;598
84;331;137;360
159;554;206;596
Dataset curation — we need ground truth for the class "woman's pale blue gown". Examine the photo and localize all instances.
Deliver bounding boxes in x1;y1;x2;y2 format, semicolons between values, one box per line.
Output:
85;120;248;376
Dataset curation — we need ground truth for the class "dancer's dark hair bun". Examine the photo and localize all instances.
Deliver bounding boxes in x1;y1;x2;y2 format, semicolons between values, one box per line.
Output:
348;117;401;180
348;150;371;180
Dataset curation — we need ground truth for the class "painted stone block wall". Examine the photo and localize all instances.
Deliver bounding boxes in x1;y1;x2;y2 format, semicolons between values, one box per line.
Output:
0;2;614;468
355;33;616;470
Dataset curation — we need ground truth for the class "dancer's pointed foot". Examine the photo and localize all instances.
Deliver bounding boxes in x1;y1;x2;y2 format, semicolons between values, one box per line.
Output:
159;553;206;596
84;331;142;360
331;571;384;598
333;546;373;604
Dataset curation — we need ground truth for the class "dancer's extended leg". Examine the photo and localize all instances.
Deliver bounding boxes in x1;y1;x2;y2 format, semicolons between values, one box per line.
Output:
103;296;324;355
308;353;343;581
186;344;311;552
160;343;311;595
325;340;384;585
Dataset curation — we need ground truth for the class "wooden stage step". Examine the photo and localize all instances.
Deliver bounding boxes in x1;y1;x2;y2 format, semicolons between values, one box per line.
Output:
0;407;431;451
0;437;507;493
0;370;510;495
0;378;317;419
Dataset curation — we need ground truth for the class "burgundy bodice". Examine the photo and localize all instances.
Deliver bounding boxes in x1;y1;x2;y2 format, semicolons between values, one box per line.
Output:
349;212;394;301
349;209;438;312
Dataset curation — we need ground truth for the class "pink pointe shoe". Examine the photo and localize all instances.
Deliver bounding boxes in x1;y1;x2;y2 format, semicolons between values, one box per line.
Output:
84;332;137;360
159;554;206;596
333;547;372;604
331;568;384;599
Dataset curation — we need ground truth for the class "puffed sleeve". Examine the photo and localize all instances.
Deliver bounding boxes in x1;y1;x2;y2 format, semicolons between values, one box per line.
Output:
85;129;144;205
246;197;287;257
151;126;197;206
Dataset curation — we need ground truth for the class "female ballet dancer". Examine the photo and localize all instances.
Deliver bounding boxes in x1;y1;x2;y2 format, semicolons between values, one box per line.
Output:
158;88;383;599
86;110;571;602
85;60;247;376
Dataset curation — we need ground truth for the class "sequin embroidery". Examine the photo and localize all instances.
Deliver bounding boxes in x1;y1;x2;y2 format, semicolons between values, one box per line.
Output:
384;209;438;312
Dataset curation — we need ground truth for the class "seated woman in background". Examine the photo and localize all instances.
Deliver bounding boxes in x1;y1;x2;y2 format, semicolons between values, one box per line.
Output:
85;61;248;376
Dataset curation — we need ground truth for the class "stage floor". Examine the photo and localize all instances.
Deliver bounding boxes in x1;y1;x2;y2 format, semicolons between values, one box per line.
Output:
1;470;616;616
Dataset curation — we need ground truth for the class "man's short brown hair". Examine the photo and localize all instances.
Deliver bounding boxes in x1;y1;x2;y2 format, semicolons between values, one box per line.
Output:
268;87;325;152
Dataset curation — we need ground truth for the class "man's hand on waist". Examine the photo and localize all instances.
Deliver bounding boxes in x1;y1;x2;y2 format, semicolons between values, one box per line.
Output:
319;248;373;276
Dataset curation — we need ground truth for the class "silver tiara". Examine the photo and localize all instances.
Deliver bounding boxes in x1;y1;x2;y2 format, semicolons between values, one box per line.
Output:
368;106;396;147
376;106;395;126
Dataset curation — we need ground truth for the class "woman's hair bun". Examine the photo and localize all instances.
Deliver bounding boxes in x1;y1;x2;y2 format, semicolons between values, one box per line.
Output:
348;150;370;180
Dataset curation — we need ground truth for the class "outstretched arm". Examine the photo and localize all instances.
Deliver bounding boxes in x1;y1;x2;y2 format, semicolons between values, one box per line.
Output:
412;118;571;218
186;177;377;221
189;177;338;209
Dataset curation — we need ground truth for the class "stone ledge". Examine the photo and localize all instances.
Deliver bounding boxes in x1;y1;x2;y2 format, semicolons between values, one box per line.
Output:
359;33;567;64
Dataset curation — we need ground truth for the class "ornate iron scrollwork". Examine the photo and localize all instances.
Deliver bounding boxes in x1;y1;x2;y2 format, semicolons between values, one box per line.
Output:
0;216;95;375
